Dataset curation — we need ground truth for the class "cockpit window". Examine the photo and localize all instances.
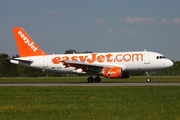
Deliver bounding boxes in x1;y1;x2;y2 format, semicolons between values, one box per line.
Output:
162;56;166;59
156;56;166;59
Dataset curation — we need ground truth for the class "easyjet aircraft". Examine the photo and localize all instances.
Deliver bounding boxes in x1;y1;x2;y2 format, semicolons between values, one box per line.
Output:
11;27;173;82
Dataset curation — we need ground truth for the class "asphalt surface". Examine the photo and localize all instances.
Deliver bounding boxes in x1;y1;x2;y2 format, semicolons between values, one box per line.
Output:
0;82;180;86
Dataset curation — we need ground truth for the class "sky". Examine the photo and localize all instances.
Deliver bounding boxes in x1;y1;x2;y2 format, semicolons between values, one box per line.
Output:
0;0;180;61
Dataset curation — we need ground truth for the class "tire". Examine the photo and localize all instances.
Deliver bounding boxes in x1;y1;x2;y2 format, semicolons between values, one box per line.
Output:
94;77;101;82
87;77;94;83
146;78;151;82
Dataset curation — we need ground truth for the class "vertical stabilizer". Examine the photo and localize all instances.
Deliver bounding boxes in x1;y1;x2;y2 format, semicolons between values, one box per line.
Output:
12;27;47;57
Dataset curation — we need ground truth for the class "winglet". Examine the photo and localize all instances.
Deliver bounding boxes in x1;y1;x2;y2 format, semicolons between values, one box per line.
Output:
12;27;47;57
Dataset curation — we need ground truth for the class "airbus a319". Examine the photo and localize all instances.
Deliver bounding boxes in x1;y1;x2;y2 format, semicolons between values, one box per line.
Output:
10;27;173;82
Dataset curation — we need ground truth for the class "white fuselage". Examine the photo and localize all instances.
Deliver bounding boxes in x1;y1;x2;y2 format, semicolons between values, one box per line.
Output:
11;51;173;74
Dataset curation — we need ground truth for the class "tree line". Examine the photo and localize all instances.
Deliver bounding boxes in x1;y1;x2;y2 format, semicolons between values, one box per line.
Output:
0;50;179;77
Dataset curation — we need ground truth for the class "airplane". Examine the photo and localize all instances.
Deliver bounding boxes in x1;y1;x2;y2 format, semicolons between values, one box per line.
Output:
10;27;173;82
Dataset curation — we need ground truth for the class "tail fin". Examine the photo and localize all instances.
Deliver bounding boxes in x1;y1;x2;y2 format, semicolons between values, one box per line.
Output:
12;27;47;57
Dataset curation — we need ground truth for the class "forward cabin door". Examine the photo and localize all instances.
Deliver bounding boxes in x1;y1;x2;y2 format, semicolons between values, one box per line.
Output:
144;53;150;64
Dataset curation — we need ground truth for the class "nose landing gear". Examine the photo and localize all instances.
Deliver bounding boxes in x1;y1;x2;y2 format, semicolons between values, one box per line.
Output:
146;78;151;82
146;71;151;82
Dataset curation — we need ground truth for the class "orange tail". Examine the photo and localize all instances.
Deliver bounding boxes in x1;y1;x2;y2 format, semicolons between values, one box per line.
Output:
12;27;47;57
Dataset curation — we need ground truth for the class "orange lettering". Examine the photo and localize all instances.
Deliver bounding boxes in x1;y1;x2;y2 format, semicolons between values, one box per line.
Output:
132;53;143;61
51;53;144;65
87;54;97;63
62;56;69;61
52;57;61;64
115;54;122;62
97;55;105;63
79;56;88;62
123;54;131;62
106;54;113;62
71;56;78;61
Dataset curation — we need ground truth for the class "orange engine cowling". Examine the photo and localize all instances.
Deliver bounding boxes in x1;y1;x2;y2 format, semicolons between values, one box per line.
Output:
102;67;122;78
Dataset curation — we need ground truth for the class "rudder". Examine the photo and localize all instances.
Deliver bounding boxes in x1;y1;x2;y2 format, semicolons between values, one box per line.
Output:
12;27;47;57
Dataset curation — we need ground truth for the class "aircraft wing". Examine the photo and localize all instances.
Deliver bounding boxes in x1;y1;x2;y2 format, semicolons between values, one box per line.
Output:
61;60;116;67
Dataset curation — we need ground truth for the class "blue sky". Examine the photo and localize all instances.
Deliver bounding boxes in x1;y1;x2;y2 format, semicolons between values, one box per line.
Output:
0;0;180;61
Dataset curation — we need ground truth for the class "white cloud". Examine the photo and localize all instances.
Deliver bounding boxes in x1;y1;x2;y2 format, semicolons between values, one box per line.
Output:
161;18;169;24
172;18;180;24
106;28;114;35
95;18;107;24
119;29;136;35
119;17;156;25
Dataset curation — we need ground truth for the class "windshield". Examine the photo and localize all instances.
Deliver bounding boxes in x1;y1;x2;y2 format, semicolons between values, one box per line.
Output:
156;56;166;59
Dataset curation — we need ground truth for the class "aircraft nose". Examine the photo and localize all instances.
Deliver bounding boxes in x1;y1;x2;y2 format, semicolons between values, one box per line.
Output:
167;60;174;67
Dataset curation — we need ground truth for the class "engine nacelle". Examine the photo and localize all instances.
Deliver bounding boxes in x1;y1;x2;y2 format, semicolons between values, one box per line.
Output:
102;67;130;79
102;67;122;78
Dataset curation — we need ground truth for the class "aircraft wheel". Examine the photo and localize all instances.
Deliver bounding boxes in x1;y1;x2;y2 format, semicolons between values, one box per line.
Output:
87;77;94;83
95;77;101;82
146;78;151;82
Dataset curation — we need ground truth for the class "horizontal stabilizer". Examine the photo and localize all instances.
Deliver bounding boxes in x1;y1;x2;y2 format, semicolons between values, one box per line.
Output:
13;58;33;63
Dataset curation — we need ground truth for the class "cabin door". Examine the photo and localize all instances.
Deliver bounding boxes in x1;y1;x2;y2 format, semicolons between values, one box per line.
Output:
144;53;150;64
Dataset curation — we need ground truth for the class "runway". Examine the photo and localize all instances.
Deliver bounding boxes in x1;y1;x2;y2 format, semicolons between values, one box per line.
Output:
0;82;180;86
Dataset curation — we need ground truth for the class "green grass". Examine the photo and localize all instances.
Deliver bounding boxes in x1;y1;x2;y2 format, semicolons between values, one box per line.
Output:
0;86;180;120
0;76;180;82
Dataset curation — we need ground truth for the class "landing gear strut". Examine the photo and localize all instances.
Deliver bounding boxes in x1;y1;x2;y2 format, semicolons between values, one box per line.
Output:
87;76;101;83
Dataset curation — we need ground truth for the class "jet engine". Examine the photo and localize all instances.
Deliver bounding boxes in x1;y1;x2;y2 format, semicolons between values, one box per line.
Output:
102;67;129;79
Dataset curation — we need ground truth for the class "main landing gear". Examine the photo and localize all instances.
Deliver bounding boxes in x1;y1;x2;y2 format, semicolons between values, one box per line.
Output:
87;76;101;83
